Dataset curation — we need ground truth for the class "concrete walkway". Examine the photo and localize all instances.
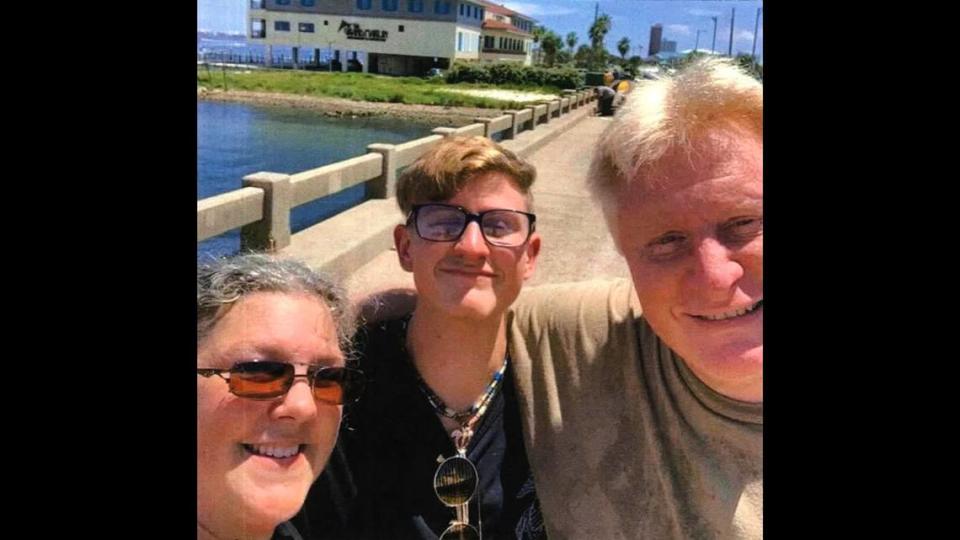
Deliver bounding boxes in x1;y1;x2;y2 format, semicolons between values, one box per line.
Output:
340;113;631;297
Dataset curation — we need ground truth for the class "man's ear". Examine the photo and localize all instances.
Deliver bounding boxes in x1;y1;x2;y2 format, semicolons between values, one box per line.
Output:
522;232;542;281
394;224;414;272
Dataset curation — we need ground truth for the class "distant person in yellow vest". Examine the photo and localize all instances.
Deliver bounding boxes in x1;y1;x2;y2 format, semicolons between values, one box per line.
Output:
508;56;762;538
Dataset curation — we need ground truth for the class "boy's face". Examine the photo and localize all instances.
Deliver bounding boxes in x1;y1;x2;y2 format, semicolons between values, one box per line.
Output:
395;172;540;320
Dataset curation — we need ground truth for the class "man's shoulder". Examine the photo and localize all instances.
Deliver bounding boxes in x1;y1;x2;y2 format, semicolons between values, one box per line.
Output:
513;278;638;320
508;278;639;346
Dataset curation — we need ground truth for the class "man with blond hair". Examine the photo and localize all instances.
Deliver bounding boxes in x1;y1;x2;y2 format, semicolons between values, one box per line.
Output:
507;57;763;538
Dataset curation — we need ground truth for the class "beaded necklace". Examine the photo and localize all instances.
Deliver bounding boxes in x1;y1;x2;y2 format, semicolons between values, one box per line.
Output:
403;314;509;451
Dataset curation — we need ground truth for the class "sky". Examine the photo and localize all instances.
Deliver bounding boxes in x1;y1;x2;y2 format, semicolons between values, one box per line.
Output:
198;0;763;60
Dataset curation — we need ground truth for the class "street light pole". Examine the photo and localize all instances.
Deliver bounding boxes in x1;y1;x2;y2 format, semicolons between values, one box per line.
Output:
728;7;735;56
752;7;762;59
711;16;717;53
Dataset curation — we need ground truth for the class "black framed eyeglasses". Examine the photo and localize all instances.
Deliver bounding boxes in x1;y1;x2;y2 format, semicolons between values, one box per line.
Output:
434;452;481;540
197;361;365;405
407;203;536;247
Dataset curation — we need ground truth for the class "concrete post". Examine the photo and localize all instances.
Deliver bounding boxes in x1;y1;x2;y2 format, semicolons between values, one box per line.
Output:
524;107;536;131
240;172;292;252
292;46;299;69
562;90;576;110
474;117;495;137
340;50;347;72
314;48;320;67
366;143;397;199
542;102;553;124
504;110;520;139
431;127;457;137
265;45;273;67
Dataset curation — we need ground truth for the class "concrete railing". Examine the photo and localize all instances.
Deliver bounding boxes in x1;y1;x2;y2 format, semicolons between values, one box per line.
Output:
197;88;598;256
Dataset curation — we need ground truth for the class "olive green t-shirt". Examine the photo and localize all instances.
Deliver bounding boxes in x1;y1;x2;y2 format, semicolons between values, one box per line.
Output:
507;278;762;539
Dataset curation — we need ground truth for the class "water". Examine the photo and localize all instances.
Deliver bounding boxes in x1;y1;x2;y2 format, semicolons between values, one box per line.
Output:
197;101;431;258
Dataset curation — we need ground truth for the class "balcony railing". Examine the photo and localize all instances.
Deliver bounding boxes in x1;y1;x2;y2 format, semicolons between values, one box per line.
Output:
481;47;526;55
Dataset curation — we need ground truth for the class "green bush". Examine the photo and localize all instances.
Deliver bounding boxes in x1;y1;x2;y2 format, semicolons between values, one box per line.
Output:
444;61;584;89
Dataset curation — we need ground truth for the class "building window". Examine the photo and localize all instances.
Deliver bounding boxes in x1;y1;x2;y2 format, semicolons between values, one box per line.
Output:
480;8;483;19
484;35;494;49
324;20;328;25
276;0;291;4
458;31;463;51
301;0;315;5
434;0;450;15
408;0;423;13
459;3;464;16
357;0;371;9
299;22;315;32
275;20;291;31
251;19;266;38
382;0;398;11
399;25;405;31
250;0;265;9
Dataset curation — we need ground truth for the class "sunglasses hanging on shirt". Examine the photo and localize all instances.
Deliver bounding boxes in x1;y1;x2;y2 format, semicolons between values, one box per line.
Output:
419;356;509;540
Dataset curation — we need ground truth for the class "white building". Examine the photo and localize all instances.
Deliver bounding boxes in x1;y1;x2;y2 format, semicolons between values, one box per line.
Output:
477;0;534;65
248;0;534;75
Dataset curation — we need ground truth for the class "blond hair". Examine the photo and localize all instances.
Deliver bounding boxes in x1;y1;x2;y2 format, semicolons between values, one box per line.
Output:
396;136;536;214
588;57;762;239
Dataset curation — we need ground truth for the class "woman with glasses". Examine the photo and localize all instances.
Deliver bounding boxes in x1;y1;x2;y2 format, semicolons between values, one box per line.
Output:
330;136;547;539
197;253;365;540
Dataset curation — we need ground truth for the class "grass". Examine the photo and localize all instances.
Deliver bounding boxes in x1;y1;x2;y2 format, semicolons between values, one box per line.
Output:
197;67;563;110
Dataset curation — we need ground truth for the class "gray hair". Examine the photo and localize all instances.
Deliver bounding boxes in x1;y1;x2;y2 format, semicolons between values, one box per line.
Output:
588;57;762;250
197;253;353;353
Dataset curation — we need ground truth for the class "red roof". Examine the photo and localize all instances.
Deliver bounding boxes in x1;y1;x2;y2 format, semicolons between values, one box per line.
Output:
482;19;531;36
477;0;534;21
477;1;517;16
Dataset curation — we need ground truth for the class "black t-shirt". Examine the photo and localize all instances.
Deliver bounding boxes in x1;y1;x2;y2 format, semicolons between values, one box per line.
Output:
291;317;546;540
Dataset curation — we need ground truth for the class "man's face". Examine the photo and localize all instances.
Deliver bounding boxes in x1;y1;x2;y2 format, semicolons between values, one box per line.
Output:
616;131;763;402
197;292;344;537
395;172;541;321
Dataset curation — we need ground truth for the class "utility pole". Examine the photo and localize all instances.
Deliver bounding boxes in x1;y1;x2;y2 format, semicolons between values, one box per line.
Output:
752;7;762;59
728;7;735;56
711;16;717;53
695;29;703;52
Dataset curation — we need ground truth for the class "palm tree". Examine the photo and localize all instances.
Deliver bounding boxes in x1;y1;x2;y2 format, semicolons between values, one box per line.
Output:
532;25;546;64
566;32;578;53
574;44;592;68
541;30;563;67
617;37;630;62
588;13;611;69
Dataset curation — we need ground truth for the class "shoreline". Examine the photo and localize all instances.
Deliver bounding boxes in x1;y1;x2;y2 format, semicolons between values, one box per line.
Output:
197;88;504;126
